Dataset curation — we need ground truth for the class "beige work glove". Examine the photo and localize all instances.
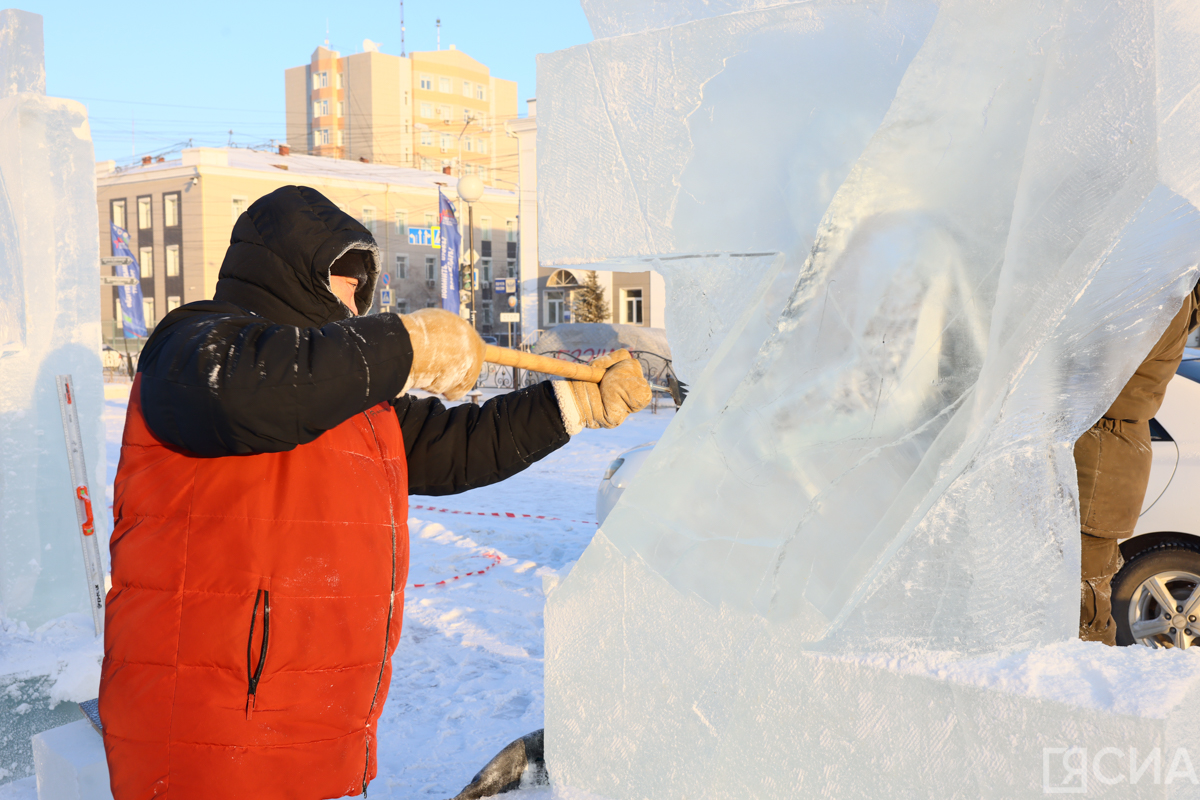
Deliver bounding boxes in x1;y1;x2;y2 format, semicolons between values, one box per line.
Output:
399;308;486;400
553;349;652;434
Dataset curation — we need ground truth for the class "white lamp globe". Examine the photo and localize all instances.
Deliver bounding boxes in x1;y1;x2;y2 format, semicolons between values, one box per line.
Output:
456;175;485;203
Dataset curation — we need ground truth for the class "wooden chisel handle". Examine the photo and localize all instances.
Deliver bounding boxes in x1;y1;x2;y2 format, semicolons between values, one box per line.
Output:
484;344;615;383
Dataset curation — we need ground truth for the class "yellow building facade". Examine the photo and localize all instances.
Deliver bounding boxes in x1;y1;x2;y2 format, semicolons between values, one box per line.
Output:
96;147;519;342
285;45;518;187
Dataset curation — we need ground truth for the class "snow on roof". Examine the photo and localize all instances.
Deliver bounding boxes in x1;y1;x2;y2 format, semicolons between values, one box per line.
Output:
98;148;514;197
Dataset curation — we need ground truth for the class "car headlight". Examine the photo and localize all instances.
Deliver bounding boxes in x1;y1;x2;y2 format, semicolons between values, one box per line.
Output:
603;458;625;482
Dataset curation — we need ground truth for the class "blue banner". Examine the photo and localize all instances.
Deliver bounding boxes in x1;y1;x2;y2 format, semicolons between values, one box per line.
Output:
110;223;147;338
439;192;461;314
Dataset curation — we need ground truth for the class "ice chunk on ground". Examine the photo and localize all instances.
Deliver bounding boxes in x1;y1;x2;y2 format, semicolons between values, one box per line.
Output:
0;10;104;628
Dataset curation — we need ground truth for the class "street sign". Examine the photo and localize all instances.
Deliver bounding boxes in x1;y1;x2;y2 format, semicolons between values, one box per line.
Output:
100;257;133;267
380;273;390;286
381;289;392;306
507;294;517;309
408;227;441;248
494;278;517;294
100;276;139;286
500;312;520;323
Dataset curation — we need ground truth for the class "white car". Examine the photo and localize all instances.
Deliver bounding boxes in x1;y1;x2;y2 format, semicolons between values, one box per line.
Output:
596;354;1200;650
1114;353;1200;649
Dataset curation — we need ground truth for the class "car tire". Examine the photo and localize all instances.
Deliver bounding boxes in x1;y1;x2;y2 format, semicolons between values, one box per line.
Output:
1113;542;1200;648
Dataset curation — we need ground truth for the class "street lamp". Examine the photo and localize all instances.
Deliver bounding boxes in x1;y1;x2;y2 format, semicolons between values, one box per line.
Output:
457;175;485;331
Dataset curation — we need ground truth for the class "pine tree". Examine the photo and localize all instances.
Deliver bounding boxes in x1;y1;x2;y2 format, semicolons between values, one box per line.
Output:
572;270;610;323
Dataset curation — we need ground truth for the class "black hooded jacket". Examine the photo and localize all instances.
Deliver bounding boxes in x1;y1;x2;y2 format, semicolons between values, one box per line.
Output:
136;185;570;495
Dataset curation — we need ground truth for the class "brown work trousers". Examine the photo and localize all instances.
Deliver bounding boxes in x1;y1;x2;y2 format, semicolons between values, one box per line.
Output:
1079;533;1123;645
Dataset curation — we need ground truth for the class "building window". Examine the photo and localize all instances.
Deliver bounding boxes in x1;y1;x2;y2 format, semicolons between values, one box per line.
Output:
506;219;516;242
507;258;516;278
165;245;180;277
315;129;331;145
462;80;471;97
394;210;407;236
396;299;408;314
163;193;180;227
477;166;487;181
420;102;434;118
114;297;123;330
313;99;329;117
336;72;343;89
420;130;433;146
440;133;452;151
476;84;486;101
424;212;435;228
137;196;152;229
425;255;437;286
362;206;376;234
231;196;248;222
477;137;487;155
463;107;472;122
143;297;156;328
480;217;491;240
111;199;126;231
167;295;182;313
336;130;343;146
337;102;344;117
439;77;451;93
480;258;492;292
621;288;644;324
441;105;453;122
482;303;492;326
464;138;473;153
138;246;153;278
546;291;565;326
420;74;433;90
395;254;408;279
313;71;329;89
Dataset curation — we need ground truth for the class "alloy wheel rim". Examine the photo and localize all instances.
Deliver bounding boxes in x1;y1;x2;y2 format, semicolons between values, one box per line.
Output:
1128;569;1200;649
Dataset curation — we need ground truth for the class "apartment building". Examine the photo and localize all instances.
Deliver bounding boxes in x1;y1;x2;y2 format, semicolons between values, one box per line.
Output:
285;44;518;187
96;147;518;341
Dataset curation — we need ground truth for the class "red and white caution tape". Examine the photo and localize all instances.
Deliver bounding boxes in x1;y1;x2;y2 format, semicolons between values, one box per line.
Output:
407;551;502;589
409;503;598;526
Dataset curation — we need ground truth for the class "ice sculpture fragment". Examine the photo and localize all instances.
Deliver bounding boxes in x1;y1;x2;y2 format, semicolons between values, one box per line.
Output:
543;0;1200;795
0;9;104;626
537;0;936;381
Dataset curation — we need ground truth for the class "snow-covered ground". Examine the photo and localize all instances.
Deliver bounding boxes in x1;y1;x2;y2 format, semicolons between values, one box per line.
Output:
0;379;674;798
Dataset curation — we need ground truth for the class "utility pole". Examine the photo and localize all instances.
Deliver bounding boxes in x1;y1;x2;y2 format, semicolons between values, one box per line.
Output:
400;1;406;56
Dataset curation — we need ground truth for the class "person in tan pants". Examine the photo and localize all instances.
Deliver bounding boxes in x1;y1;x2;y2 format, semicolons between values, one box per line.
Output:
1076;279;1200;644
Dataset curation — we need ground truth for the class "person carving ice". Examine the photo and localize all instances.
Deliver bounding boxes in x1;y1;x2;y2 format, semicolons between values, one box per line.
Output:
1076;277;1200;645
98;185;650;799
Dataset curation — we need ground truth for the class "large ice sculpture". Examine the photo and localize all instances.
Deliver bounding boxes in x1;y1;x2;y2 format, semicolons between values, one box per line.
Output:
0;9;104;627
537;0;937;382
543;0;1200;796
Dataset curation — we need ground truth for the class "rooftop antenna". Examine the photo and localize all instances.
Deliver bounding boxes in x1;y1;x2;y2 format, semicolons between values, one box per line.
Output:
400;1;406;56
325;19;330;48
436;18;440;50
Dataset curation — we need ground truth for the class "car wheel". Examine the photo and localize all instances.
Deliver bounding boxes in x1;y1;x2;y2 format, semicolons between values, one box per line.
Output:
1113;544;1200;649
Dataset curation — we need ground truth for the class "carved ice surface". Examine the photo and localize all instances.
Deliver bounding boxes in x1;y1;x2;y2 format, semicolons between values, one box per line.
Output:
0;10;104;627
543;0;1200;796
537;0;937;382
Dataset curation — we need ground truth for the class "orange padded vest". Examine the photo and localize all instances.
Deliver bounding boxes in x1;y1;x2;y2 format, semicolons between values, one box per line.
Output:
100;375;409;799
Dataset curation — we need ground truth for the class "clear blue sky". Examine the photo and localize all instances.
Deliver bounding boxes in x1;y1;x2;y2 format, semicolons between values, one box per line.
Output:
21;0;593;164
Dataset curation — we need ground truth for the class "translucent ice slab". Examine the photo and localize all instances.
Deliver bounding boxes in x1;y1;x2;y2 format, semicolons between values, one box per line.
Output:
537;1;937;381
581;0;1200;653
0;11;104;626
